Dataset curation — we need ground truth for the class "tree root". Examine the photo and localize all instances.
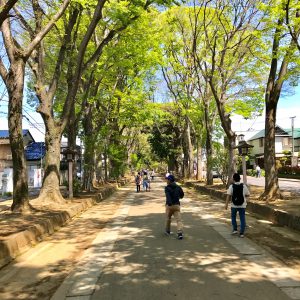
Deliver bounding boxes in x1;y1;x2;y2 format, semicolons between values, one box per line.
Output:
259;191;284;203
11;201;33;214
35;189;67;206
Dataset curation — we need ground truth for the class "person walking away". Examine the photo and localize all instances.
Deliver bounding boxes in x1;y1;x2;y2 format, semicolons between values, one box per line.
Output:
143;171;150;191
256;165;261;178
165;175;184;240
150;169;155;180
225;173;250;238
135;172;141;192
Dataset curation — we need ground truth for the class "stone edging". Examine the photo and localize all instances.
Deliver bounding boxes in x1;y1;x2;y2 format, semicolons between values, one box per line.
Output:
0;184;119;269
185;182;300;232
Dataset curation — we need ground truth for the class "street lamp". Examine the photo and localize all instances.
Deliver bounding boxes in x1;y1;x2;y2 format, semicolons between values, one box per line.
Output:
234;134;254;185
63;148;76;199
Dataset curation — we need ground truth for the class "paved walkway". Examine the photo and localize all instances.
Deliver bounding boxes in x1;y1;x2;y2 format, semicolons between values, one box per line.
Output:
51;179;300;300
247;176;300;194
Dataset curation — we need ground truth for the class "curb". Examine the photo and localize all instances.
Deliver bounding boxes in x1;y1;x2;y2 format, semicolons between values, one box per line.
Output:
0;184;118;269
185;182;300;232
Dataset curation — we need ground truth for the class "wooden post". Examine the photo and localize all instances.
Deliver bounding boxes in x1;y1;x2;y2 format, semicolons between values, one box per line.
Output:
68;160;73;199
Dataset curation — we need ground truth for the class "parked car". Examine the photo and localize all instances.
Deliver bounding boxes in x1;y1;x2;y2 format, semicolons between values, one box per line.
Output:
212;169;221;178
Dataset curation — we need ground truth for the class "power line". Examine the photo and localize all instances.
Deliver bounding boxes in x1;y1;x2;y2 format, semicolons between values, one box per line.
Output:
22;115;45;135
22;109;45;134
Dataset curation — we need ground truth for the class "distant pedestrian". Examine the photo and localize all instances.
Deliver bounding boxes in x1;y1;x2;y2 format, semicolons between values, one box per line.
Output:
143;171;150;191
150;169;155;180
135;172;141;192
164;174;184;240
256;165;261;178
225;173;250;238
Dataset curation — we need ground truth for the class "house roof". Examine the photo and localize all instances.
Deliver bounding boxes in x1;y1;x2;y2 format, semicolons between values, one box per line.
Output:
25;142;46;161
285;128;300;139
0;129;34;141
247;125;291;141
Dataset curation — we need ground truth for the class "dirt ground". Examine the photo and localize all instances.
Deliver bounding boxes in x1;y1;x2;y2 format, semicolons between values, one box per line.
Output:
0;188;127;300
0;192;98;239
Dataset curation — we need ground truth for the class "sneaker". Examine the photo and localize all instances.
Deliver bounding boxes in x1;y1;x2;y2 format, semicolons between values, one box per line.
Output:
239;234;245;238
231;230;238;235
177;233;183;240
165;231;171;236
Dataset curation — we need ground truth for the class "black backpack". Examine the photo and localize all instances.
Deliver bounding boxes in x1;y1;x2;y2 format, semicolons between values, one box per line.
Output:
232;183;244;205
166;184;184;205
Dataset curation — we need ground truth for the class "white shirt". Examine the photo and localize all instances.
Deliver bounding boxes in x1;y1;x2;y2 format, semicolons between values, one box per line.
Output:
227;182;250;208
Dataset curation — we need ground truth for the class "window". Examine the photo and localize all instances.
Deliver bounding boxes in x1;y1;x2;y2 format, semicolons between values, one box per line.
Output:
283;137;289;146
259;138;264;147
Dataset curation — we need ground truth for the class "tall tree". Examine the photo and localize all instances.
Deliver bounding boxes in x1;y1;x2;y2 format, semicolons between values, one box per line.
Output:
260;0;300;200
199;0;265;185
160;7;197;178
0;0;70;212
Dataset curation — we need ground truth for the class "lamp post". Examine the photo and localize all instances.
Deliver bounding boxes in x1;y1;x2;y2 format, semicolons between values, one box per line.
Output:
64;148;76;199
234;134;254;185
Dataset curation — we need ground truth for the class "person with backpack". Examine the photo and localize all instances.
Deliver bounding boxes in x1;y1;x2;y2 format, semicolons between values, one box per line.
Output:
135;172;141;192
164;174;184;240
143;171;150;191
225;173;250;238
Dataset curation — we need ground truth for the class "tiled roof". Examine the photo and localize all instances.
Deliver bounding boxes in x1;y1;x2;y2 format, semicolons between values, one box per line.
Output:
0;129;30;139
247;129;265;141
285;128;300;139
247;125;292;141
25;142;45;161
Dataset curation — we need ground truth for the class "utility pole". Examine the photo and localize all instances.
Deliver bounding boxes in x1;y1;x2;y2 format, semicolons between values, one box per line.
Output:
290;116;296;167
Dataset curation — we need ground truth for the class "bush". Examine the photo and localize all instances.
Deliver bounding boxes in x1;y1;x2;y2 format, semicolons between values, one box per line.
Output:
246;168;265;177
278;166;300;175
73;178;82;196
246;169;255;176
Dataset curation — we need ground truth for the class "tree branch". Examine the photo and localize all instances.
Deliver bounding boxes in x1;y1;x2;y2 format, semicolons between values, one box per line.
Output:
24;0;71;58
0;0;17;27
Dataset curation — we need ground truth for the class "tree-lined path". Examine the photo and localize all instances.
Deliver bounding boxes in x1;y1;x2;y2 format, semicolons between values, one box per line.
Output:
0;179;300;299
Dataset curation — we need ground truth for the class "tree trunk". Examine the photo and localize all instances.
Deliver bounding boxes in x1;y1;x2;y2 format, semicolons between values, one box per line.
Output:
182;117;194;179
7;59;31;212
261;100;280;200
83;136;95;191
206;132;213;185
196;138;203;181
227;135;237;187
38;128;65;203
68;105;77;178
104;149;108;181
204;105;213;185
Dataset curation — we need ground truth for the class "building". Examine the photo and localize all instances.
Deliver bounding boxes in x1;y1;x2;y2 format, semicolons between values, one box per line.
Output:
247;125;300;167
0;129;35;171
25;142;46;187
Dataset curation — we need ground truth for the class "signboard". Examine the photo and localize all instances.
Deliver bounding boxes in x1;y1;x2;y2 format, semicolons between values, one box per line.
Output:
2;168;13;194
28;168;42;188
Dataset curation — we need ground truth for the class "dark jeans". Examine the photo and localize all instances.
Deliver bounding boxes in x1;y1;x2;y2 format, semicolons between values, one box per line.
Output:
136;184;140;192
231;207;246;234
